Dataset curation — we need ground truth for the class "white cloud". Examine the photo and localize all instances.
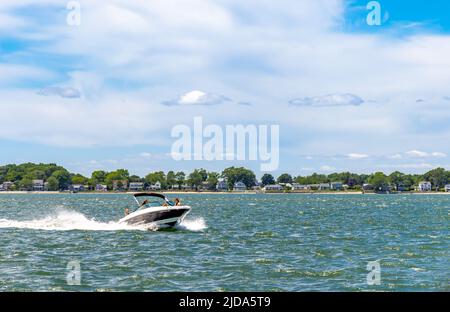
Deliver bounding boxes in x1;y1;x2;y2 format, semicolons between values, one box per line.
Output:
320;165;336;171
406;150;429;158
38;87;81;98
431;152;447;158
405;150;447;158
162;90;231;106
348;153;369;159
289;93;364;107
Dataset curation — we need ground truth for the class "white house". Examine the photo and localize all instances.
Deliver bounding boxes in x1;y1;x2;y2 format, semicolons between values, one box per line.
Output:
216;179;228;191
418;181;432;192
233;181;247;191
70;184;85;192
129;182;144;191
318;183;331;190
33;180;45;191
291;183;309;191
445;185;450;192
95;184;108;192
1;181;14;191
330;182;344;190
148;181;162;190
263;184;283;191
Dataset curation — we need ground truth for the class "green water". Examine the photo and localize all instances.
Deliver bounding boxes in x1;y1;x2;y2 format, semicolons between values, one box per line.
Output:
0;193;448;291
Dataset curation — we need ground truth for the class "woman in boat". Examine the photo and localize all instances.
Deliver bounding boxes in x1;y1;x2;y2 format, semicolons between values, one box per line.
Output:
174;198;181;206
124;207;130;216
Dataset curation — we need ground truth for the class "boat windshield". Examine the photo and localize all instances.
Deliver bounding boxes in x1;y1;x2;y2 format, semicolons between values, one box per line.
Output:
134;195;175;210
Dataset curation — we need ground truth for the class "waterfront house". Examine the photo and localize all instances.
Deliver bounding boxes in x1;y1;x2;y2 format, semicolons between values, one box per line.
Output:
445;184;450;192
129;182;144;191
95;184;108;192
148;181;162;190
70;184;85;192
32;180;45;191
363;183;374;191
233;181;247;191
418;181;432;192
330;182;344;190
216;179;228;191
318;183;331;191
291;183;310;191
1;181;14;191
263;184;283;192
113;180;128;191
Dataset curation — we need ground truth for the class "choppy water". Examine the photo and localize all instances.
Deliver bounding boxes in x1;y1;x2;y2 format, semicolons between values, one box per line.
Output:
0;193;448;291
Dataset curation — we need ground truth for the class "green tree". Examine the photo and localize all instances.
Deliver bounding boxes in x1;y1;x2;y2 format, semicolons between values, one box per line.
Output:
91;170;107;184
145;171;166;189
71;174;88;185
129;175;143;182
187;169;204;190
105;169;129;189
206;172;220;190
423;168;448;190
368;172;390;192
222;167;256;189
389;171;405;190
18;178;33;191
261;174;275;186
166;171;177;188
175;171;185;189
50;169;72;190
47;176;59;191
277;173;293;184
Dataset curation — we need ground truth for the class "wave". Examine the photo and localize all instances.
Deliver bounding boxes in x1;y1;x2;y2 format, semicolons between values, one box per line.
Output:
0;209;207;232
176;217;207;232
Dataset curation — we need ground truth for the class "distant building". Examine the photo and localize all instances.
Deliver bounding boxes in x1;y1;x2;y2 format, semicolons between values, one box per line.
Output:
233;181;247;191
70;184;85;192
216;179;228;191
418;181;432;192
96;184;108;192
318;183;331;190
396;183;408;192
330;182;343;190
291;183;310;191
32;180;45;191
263;184;283;192
113;180;128;191
129;182;144;191
445;184;450;192
148;181;161;190
363;183;374;191
1;181;14;191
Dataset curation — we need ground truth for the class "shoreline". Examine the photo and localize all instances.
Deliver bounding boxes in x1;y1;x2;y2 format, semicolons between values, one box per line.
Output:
1;191;450;195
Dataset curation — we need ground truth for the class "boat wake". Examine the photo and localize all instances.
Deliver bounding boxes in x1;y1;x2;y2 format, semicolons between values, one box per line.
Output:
0;209;207;232
176;217;207;232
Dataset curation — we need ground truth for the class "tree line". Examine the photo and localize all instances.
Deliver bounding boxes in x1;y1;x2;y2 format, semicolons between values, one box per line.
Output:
1;163;449;191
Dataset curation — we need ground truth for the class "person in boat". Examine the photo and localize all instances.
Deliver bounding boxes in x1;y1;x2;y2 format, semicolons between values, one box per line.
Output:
174;198;181;206
140;199;149;208
124;207;130;216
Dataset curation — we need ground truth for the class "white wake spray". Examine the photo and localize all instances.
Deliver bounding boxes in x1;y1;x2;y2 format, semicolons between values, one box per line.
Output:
0;209;207;232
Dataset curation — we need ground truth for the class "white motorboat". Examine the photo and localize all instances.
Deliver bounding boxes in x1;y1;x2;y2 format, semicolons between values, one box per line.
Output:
119;192;191;228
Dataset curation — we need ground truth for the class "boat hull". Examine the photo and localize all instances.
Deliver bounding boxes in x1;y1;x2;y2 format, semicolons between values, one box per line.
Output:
119;206;190;228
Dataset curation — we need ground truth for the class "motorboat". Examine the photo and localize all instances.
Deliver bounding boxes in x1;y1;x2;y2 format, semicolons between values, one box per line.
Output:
119;192;191;228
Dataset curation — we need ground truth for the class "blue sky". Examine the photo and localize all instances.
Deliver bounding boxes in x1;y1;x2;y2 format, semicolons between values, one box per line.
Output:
1;0;450;178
